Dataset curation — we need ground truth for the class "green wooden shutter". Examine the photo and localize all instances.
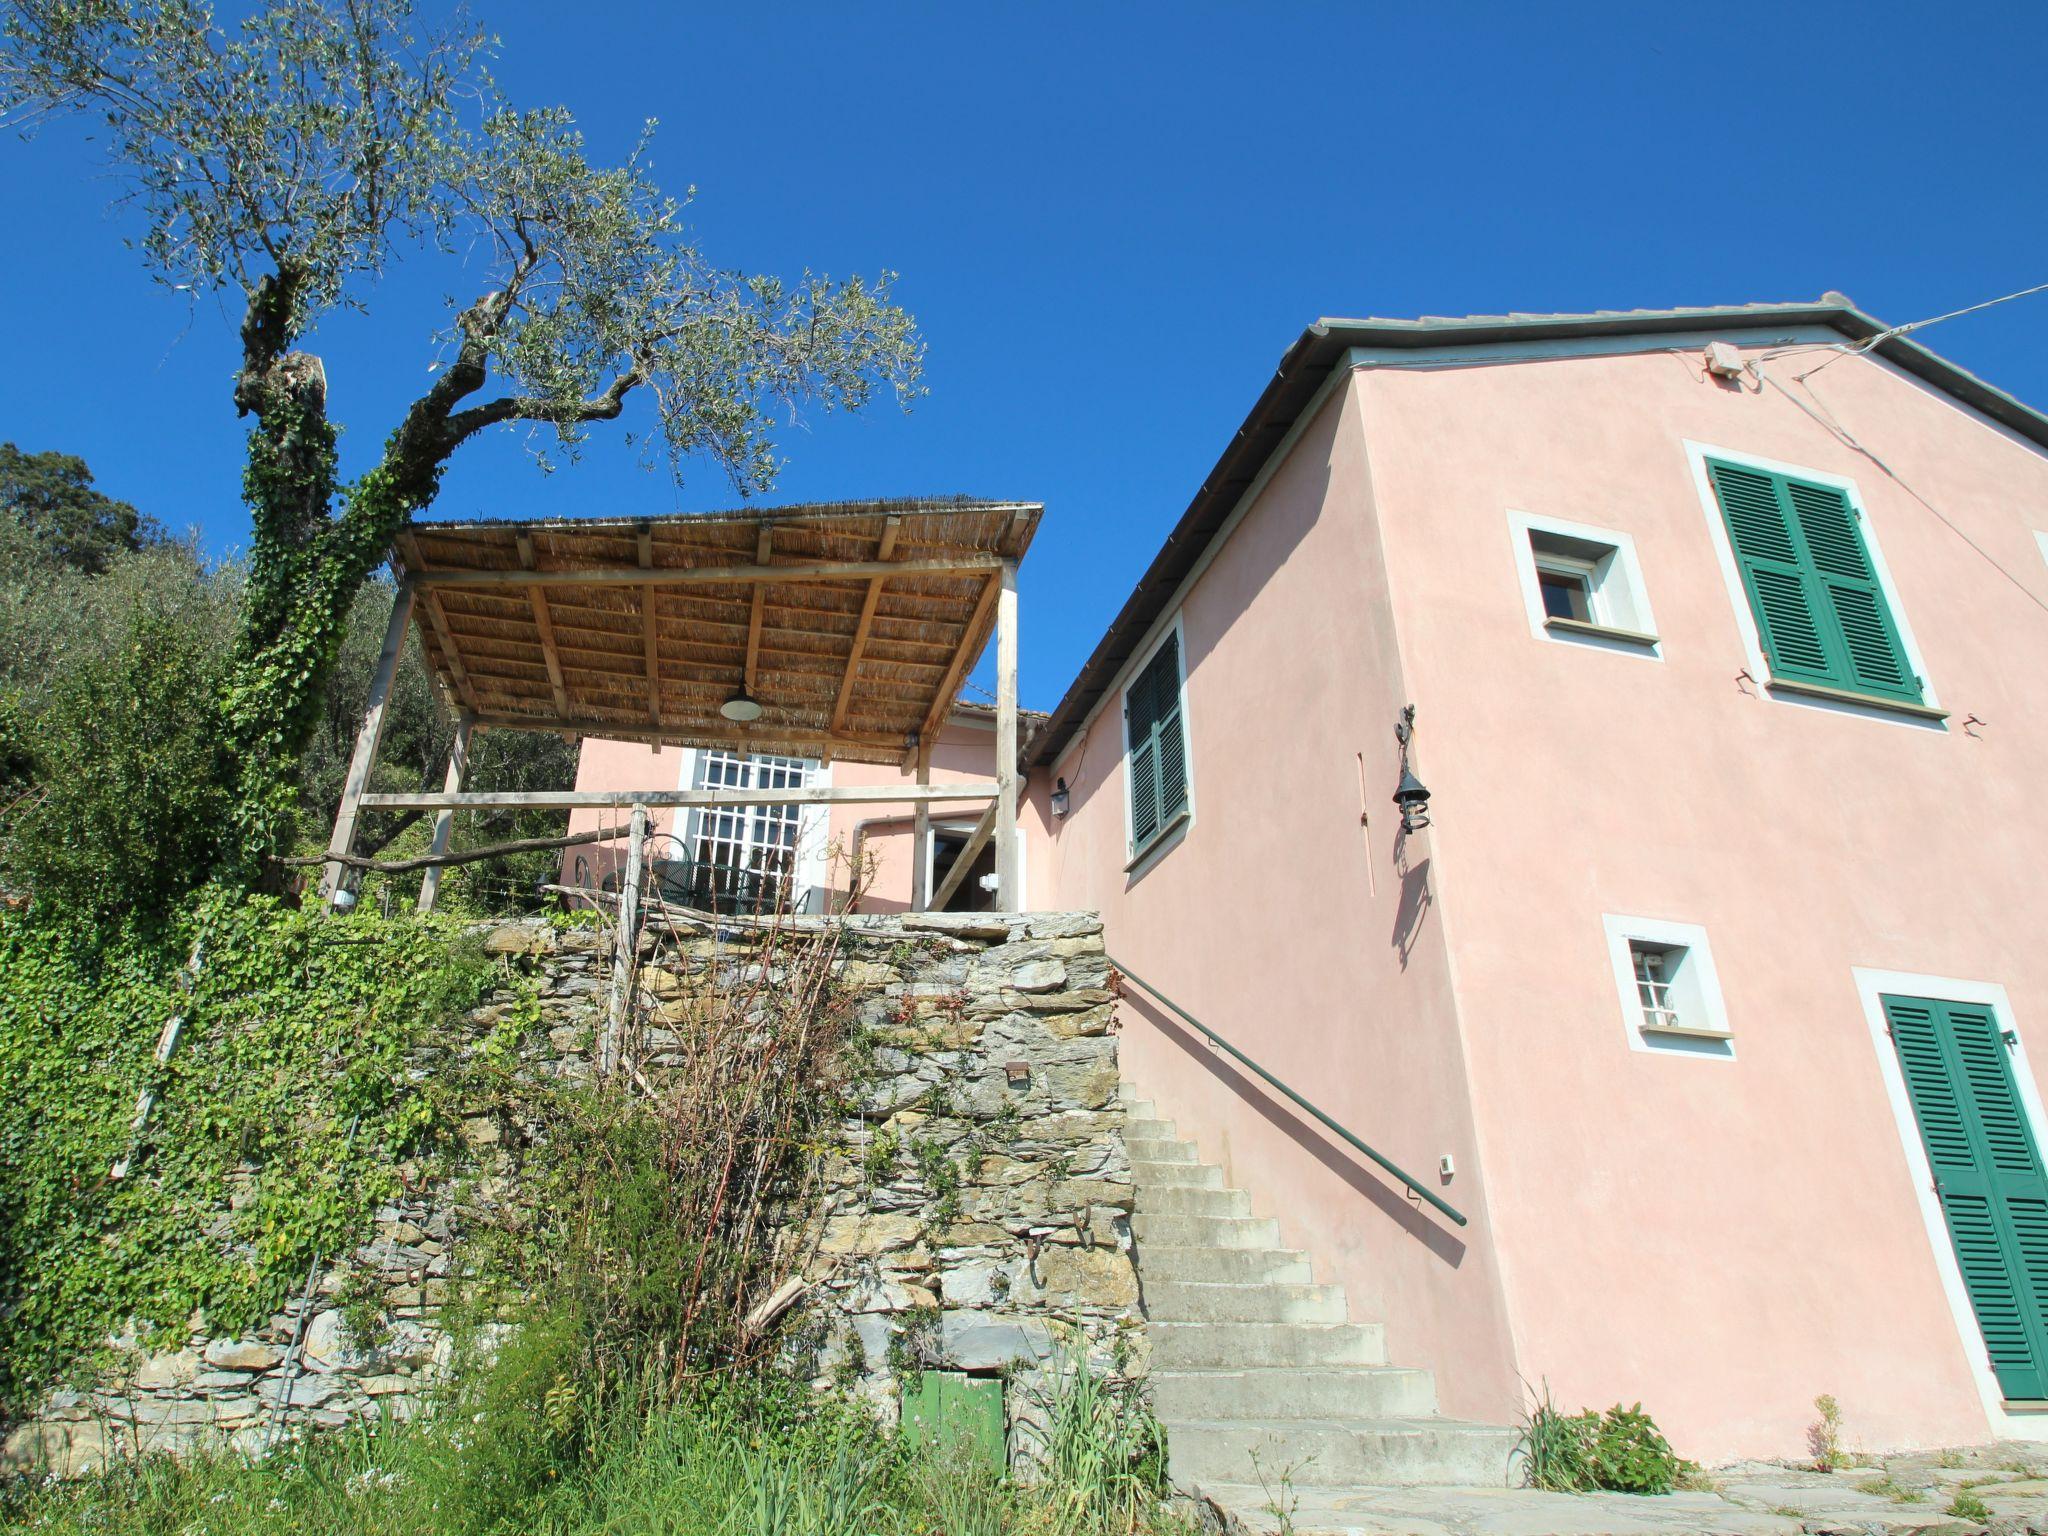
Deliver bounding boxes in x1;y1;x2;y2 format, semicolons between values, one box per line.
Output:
1707;461;1922;703
1125;633;1187;854
1885;994;2048;1400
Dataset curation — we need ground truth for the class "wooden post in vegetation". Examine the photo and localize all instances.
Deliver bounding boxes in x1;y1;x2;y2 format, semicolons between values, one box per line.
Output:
910;739;932;912
601;804;650;1079
321;583;416;906
415;713;474;914
993;561;1020;910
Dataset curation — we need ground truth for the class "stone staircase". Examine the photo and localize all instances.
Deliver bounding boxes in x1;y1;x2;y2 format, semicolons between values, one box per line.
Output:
1124;1093;1519;1503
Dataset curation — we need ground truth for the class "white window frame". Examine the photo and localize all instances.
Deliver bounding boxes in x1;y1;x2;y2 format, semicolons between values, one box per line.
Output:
1507;510;1661;657
669;747;832;910
2035;530;2048;572
1682;439;1942;725
1852;967;2048;1439
1122;611;1194;873
1601;914;1734;1060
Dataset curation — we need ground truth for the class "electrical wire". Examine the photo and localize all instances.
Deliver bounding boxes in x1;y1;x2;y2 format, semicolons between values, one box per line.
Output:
1748;360;2048;619
1793;280;2048;383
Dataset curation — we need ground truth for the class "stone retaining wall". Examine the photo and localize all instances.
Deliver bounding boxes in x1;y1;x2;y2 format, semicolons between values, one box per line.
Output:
6;909;1139;1476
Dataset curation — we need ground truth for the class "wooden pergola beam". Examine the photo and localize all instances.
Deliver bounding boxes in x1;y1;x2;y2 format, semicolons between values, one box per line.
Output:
831;516;901;733
359;783;1003;812
638;523;662;730
413;553;1002;590
744;522;773;693
517;531;573;718
911;572;1002;764
457;713;909;756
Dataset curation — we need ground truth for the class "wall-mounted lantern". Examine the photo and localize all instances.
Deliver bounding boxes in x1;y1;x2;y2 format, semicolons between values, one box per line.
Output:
1050;777;1071;818
1393;704;1431;833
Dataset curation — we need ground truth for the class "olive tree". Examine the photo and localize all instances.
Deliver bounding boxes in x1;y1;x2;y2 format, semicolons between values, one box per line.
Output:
1;0;922;890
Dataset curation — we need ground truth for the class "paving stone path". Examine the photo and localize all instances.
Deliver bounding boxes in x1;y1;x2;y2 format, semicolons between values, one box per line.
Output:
1203;1444;2048;1536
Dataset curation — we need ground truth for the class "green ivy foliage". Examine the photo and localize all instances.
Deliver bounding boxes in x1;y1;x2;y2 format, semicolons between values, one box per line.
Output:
0;895;497;1413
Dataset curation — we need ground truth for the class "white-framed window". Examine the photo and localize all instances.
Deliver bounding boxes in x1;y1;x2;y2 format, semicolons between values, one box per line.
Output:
659;750;819;913
1601;915;1733;1059
1507;511;1660;654
2035;530;2048;572
1122;615;1193;866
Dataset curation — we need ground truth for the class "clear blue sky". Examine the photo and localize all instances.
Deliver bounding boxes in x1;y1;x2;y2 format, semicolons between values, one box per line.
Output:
4;2;2046;709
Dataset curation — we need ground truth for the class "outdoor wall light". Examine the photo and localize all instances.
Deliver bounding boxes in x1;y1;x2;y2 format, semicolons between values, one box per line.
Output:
1393;703;1432;833
1051;777;1070;818
719;688;764;723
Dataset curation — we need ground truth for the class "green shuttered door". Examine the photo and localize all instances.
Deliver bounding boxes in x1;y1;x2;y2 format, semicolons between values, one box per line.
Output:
1126;633;1188;853
901;1371;1007;1468
1884;994;2048;1400
1706;461;1922;703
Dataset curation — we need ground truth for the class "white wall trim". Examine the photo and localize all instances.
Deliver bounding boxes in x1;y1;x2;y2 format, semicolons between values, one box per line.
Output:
1852;967;2048;1441
1121;610;1194;872
2035;530;2048;572
1681;438;1944;727
1600;914;1734;1061
1505;509;1662;659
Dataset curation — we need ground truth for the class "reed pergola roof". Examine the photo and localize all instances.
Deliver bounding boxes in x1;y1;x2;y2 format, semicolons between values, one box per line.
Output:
392;497;1041;766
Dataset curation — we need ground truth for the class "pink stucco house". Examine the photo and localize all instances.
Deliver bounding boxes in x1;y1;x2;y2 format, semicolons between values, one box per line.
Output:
571;296;2048;1466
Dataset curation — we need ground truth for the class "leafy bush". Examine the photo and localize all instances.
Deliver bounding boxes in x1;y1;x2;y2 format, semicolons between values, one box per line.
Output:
1519;1382;1687;1495
0;897;495;1412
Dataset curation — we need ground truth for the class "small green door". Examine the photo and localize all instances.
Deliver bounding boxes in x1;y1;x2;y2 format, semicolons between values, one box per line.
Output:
1884;994;2048;1400
901;1371;1007;1468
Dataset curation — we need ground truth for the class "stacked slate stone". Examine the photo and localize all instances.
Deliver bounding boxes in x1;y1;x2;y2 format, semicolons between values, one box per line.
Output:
6;910;1142;1477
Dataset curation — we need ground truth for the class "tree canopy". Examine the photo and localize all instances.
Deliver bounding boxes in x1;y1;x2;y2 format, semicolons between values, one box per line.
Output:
0;0;924;910
0;442;161;574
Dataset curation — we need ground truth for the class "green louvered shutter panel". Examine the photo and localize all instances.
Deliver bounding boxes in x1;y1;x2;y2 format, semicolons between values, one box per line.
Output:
1707;462;1922;704
1884;994;2048;1399
902;1372;1007;1469
1125;634;1187;854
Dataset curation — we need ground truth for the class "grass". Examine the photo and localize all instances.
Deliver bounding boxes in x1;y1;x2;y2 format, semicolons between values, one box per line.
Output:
1861;1476;1926;1505
1948;1488;1993;1522
0;1334;1189;1536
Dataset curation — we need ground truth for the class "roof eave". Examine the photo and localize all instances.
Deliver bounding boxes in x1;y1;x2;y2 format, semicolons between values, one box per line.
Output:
1025;298;2048;768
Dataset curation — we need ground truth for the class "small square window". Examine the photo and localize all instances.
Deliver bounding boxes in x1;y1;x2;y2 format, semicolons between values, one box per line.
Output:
1509;513;1659;654
1603;916;1733;1059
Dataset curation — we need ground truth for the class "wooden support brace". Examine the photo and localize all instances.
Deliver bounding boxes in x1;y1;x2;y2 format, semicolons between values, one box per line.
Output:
930;800;998;911
638;524;663;730
416;713;474;914
321;582;416;903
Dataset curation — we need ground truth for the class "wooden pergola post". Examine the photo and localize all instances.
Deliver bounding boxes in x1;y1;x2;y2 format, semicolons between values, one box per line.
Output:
910;739;932;912
415;713;474;914
321;582;415;906
600;804;649;1080
993;561;1020;910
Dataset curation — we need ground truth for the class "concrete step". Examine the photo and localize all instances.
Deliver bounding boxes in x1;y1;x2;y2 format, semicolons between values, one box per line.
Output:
1128;1159;1223;1189
1149;1366;1438;1421
1145;1279;1349;1325
1126;1136;1199;1165
1165;1416;1519;1489
1132;1212;1281;1249
1151;1320;1387;1369
1126;1116;1179;1141
1137;1244;1314;1285
1133;1183;1252;1218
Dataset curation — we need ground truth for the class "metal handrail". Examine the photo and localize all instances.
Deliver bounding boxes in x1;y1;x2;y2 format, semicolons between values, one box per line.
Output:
1106;954;1469;1228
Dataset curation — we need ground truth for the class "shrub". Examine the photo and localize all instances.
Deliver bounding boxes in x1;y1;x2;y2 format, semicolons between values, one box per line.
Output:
1519;1383;1687;1495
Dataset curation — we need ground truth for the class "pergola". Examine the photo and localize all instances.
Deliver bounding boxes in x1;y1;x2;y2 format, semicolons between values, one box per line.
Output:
321;496;1041;915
